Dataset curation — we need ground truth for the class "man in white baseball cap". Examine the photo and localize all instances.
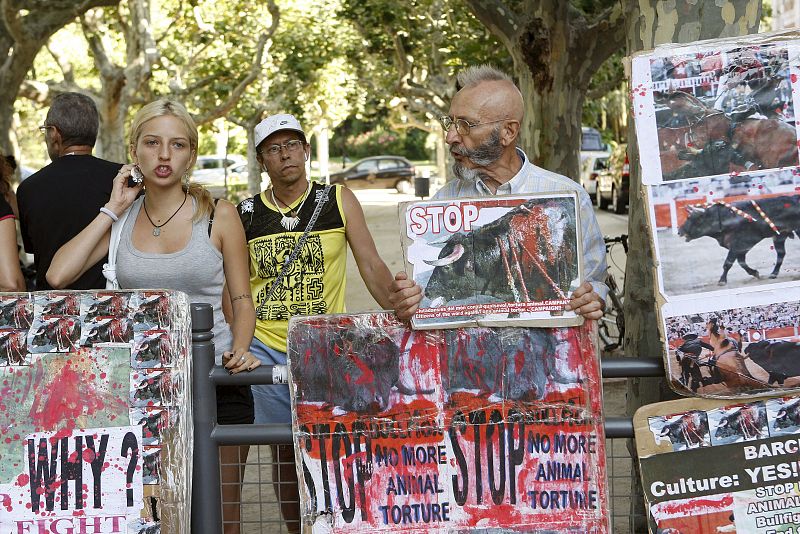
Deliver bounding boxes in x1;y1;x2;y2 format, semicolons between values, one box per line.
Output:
235;113;394;533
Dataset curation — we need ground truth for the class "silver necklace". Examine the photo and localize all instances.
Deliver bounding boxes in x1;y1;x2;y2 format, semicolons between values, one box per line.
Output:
271;183;311;231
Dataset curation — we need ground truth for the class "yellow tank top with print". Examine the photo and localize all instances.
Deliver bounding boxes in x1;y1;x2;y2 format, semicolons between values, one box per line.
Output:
237;183;347;352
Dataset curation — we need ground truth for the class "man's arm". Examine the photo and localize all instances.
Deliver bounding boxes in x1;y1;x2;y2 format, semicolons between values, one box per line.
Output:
567;189;608;320
341;186;394;310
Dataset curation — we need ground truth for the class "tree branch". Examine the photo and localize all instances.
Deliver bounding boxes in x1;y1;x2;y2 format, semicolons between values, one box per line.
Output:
462;0;525;45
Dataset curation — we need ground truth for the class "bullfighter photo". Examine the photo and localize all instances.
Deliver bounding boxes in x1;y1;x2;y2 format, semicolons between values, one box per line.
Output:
664;301;800;397
403;193;581;329
633;43;800;184
649;170;800;297
648;410;711;451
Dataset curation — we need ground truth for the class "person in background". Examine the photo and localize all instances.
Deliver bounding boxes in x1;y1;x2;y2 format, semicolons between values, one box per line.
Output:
46;99;258;534
17;92;120;290
0;154;24;291
237;113;394;533
389;65;608;321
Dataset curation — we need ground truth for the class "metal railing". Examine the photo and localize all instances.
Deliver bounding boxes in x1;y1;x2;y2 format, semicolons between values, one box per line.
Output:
189;303;665;533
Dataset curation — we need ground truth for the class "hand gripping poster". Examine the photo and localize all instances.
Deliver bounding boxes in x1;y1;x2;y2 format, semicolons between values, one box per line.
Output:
0;290;192;533
629;31;800;398
400;193;583;330
635;396;800;534
287;312;609;533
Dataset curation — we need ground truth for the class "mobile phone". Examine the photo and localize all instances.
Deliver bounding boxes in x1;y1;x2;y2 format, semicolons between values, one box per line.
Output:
128;166;144;187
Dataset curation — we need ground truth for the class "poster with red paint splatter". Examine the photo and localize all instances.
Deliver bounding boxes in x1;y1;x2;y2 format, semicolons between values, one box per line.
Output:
401;193;583;329
0;290;193;533
635;396;800;533
287;313;608;533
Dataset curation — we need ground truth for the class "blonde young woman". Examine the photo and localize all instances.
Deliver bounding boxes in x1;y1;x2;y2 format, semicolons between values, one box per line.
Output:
47;99;258;533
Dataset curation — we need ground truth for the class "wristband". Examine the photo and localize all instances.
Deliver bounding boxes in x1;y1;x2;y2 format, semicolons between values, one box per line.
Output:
100;206;119;222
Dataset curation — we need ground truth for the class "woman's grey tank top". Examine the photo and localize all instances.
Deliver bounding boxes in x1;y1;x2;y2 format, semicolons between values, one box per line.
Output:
116;196;232;364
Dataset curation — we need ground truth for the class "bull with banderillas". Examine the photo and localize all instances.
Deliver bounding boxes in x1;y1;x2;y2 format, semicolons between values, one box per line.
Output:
678;195;800;285
422;201;577;311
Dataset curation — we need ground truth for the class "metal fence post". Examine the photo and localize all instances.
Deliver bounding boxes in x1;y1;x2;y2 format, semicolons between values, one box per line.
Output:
191;303;222;533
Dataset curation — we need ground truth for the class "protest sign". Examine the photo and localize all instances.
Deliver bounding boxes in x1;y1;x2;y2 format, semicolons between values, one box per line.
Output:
400;193;583;329
0;290;192;533
629;31;800;398
635;396;800;533
287;313;608;533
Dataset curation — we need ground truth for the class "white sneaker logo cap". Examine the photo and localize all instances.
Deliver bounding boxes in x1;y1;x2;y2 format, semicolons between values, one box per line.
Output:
254;113;305;148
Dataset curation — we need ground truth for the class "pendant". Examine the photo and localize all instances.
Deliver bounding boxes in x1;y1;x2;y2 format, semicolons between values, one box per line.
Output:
153;227;161;236
280;216;300;231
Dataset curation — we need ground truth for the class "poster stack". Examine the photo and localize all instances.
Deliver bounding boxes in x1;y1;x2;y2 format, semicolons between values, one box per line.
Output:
630;30;800;398
635;396;800;533
399;193;584;329
0;290;192;533
287;313;608;533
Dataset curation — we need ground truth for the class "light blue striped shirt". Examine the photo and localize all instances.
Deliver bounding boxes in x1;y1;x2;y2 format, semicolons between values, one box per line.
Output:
432;148;609;301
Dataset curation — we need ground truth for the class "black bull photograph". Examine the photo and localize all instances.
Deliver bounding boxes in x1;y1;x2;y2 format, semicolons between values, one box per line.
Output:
652;179;800;296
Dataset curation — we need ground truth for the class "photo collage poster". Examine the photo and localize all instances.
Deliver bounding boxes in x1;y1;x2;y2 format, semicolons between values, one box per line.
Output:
287;313;609;533
400;193;583;330
630;31;800;397
0;290;192;533
634;395;800;534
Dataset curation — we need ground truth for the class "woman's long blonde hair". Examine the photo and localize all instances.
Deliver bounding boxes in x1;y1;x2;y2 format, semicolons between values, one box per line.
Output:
129;99;213;222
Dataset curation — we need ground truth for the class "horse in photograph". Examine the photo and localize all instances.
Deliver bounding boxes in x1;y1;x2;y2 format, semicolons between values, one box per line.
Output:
678;195;800;286
654;91;797;180
705;318;764;390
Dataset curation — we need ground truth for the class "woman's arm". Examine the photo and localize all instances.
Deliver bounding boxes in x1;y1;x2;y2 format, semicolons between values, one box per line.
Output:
341;187;394;310
213;200;258;374
47;165;142;288
0;217;24;291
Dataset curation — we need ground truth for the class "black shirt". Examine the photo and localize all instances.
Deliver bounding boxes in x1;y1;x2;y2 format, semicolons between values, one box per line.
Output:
17;155;120;290
0;194;13;221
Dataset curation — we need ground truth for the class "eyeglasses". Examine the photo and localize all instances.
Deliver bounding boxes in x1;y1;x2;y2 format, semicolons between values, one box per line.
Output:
38;125;55;134
262;139;304;157
438;116;511;136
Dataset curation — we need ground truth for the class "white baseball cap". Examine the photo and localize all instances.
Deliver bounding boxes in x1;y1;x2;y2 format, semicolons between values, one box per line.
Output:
254;113;306;148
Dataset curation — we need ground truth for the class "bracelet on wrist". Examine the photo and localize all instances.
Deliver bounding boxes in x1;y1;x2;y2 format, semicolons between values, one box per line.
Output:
99;206;119;222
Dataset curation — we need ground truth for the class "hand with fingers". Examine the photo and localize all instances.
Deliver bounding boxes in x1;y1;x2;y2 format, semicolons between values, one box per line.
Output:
566;281;605;320
389;271;423;323
106;163;144;218
223;348;261;374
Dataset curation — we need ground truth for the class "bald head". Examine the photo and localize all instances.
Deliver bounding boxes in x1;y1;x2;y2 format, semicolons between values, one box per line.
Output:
455;65;524;123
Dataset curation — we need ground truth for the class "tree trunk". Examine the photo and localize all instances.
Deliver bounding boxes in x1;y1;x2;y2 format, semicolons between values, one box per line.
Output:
623;1;761;530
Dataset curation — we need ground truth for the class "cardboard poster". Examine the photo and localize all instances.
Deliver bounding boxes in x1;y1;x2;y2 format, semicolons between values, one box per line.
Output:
635;396;800;533
287;313;608;533
0;290;192;533
400;194;583;330
629;31;800;398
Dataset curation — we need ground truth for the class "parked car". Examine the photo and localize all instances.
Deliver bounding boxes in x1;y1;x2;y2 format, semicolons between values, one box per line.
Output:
595;144;629;214
579;154;608;198
192;155;246;184
329;156;415;193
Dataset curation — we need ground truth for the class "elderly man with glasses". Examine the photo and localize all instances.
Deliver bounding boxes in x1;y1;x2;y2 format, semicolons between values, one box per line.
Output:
235;113;394;534
389;65;608;321
17;92;121;290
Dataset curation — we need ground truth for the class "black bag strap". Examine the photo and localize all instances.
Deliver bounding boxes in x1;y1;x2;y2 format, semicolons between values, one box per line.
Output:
208;198;221;237
255;184;333;316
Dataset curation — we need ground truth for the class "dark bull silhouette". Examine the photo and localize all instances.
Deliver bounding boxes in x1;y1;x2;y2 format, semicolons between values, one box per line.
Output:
133;295;168;326
743;339;800;386
774;398;800;430
85;294;127;319
85;317;133;345
30;317;79;350
134;373;169;404
678;196;800;285
135;333;170;366
658;413;707;450
424;199;577;305
714;404;766;440
0;298;32;328
0;329;26;365
41;295;79;316
138;410;166;444
442;327;579;401
290;328;432;414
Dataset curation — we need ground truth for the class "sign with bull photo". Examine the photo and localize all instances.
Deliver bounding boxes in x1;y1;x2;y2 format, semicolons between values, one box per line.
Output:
0;290;193;533
634;396;800;533
630;35;800;185
663;294;800;398
401;193;582;329
287;312;609;533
